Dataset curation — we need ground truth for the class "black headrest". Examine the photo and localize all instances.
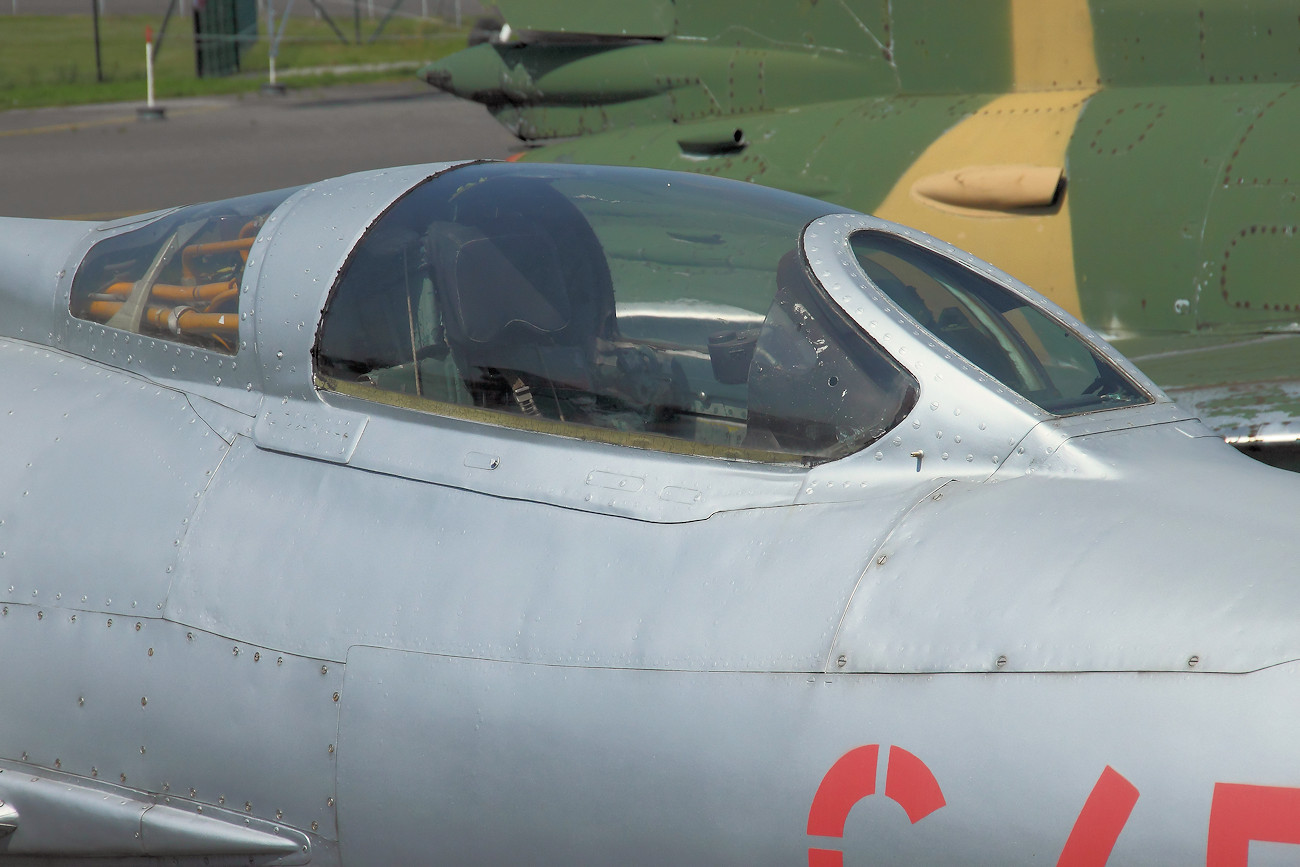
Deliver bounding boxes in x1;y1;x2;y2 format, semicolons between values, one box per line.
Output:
427;222;570;346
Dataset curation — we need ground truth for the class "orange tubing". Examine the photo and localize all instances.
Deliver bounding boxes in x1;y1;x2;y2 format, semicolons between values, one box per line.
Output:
102;279;237;303
83;300;238;337
143;306;238;337
85;299;125;320
203;288;239;312
182;236;254;282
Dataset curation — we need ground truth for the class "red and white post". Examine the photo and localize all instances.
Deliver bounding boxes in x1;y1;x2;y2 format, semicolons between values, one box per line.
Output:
145;26;155;106
138;25;166;119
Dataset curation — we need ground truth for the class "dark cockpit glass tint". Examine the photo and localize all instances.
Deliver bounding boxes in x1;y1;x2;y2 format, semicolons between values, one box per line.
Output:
849;231;1150;416
315;163;919;464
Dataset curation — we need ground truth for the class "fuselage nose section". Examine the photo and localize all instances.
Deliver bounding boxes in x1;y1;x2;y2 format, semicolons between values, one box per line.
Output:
828;421;1300;675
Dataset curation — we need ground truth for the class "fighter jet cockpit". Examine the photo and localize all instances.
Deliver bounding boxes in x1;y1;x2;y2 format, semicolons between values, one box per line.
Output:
0;159;1294;865
57;161;1151;471
314;162;922;466
309;162;1151;467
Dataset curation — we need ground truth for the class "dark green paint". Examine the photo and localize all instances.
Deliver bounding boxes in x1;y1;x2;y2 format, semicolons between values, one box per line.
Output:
890;0;1012;93
1070;82;1300;335
1116;333;1300;389
1069;86;1244;334
535;94;995;210
1092;0;1300;86
429;42;879;140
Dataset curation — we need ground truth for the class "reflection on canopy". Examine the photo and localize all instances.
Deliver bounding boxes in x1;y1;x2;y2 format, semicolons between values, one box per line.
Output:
315;163;919;465
850;231;1150;417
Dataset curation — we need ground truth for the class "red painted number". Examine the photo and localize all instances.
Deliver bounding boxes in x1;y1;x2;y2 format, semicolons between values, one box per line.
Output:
1207;782;1300;866
1057;766;1140;867
807;744;945;866
809;749;1300;863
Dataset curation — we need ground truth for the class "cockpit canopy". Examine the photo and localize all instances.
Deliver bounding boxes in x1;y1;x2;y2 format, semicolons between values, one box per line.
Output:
314;163;921;465
849;232;1149;416
306;162;1151;465
64;161;1150;467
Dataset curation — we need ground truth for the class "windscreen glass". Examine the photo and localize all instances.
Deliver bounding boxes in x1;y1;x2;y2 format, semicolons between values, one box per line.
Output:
315;163;919;465
70;187;300;355
850;231;1150;416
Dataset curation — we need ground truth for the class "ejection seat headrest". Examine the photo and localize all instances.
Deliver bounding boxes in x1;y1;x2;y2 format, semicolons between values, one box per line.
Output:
427;222;571;347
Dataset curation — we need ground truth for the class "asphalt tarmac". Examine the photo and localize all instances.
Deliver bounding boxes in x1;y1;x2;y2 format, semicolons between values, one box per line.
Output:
0;79;520;219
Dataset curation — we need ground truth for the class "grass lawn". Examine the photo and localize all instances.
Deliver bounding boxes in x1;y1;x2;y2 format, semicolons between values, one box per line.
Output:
0;13;467;109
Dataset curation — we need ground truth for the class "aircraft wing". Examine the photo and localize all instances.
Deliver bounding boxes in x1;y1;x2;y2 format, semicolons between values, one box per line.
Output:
1112;332;1300;468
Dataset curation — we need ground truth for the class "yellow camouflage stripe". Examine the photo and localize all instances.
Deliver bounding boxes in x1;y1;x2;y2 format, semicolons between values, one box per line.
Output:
874;0;1099;317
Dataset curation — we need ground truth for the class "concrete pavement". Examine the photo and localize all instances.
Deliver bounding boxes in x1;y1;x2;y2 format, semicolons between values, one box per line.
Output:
0;79;521;218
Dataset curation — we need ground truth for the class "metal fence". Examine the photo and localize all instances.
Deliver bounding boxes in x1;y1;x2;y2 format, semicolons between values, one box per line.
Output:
5;0;485;23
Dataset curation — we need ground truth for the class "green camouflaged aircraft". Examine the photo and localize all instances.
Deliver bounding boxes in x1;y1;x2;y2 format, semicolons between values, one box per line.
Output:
423;0;1300;466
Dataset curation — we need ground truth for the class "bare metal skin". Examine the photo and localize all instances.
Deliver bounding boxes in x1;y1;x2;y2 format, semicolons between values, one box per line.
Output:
0;162;1295;865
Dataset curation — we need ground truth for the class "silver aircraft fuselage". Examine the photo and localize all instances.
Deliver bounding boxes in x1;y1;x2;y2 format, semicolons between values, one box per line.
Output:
0;162;1296;865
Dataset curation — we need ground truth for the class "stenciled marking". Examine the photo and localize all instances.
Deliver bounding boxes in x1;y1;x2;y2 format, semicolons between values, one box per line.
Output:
1057;765;1140;867
807;744;945;866
1207;783;1300;865
808;751;1300;862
